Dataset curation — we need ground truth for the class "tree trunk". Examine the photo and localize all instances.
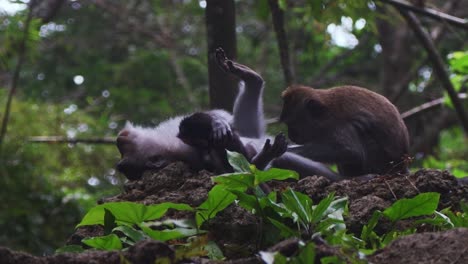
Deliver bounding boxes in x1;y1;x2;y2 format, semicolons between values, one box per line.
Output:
205;0;238;111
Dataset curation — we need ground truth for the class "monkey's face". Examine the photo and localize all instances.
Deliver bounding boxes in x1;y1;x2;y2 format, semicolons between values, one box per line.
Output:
281;98;328;144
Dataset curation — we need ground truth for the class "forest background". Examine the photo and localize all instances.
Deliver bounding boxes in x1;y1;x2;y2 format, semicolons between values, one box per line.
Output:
0;0;466;255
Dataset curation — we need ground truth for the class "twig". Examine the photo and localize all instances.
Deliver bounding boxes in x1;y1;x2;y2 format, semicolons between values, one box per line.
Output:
28;136;115;144
378;0;468;30
401;93;467;119
398;9;468;135
389;0;461;103
0;2;36;153
384;180;398;200
268;0;295;86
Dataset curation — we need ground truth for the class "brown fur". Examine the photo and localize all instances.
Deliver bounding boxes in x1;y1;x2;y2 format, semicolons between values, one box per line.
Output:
280;85;409;177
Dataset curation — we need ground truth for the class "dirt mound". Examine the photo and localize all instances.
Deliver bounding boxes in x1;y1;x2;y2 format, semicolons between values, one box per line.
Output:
2;163;467;263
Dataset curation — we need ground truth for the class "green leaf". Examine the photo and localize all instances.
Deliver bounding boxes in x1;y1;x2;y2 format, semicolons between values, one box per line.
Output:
212;173;255;190
383;192;440;222
113;226;146;243
77;202;193;227
196;185;237;228
230;190;260;212
254;167;299;185
205;241;225;260
282;189;313;224
295;242;315;264
55;245;84;254
227;150;252;172
82;234;123;250
140;225;199;242
104;208;117;235
310;193;335;224
448;51;468;73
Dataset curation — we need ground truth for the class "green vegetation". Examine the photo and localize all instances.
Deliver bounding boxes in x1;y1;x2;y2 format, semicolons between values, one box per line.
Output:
0;0;466;256
64;153;467;263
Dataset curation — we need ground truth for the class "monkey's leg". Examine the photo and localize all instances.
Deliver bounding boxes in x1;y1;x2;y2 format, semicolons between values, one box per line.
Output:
271;152;341;181
215;48;266;138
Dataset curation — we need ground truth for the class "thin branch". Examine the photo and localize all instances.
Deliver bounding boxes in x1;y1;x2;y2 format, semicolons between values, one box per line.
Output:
378;0;468;30
401;93;467;119
389;0;461;103
268;0;295;86
0;3;35;152
398;9;468;135
28;136;115;144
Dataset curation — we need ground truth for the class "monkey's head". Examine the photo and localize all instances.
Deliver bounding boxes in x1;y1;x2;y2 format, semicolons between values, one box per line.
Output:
178;112;212;148
116;123;202;180
280;86;331;144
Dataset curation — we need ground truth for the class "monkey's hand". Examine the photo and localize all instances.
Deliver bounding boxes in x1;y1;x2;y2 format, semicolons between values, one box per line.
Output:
209;118;233;148
252;133;288;170
215;47;263;85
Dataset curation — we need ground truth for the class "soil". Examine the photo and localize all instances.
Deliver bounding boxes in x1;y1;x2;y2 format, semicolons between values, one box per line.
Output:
1;162;467;263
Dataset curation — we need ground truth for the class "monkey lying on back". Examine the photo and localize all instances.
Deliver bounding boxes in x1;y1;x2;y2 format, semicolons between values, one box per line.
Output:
280;85;410;177
117;49;338;181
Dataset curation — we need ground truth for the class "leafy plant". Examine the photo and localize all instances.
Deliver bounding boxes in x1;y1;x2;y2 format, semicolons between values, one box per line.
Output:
360;192;440;251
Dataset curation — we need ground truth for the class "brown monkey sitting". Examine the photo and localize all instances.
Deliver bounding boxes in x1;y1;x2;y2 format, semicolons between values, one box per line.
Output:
280;85;410;177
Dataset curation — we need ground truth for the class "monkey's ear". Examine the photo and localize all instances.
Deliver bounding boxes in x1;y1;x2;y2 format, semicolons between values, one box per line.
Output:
305;99;326;115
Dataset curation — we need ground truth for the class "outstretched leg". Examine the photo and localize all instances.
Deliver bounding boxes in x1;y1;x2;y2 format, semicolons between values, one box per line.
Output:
215;48;265;138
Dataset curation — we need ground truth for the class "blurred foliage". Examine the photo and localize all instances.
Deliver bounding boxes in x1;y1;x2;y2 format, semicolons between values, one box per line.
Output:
425;51;468;178
0;0;466;255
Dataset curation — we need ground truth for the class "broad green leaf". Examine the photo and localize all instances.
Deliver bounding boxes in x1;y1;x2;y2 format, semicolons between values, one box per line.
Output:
254;167;299;185
212;173;254;190
113;226;146;243
55;245;84;254
196;185;237;228
140;225;199;242
226;150;251;172
383;192;440;222
77;202;193;227
82;234;122;250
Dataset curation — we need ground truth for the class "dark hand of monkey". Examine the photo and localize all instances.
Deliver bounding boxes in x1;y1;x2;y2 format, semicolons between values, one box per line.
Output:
215;47;263;85
252;133;288;170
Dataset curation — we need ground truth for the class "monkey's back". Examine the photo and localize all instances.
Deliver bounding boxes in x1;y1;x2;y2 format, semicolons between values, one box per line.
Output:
321;86;409;174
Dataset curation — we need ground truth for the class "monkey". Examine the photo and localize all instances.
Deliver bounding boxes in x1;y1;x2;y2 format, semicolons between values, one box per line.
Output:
116;48;338;181
176;48;338;179
280;85;410;178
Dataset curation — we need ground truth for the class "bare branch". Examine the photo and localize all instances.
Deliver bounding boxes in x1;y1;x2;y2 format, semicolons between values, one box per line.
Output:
402;93;467;119
28;136;115;144
268;0;295;86
378;0;468;30
397;9;468;135
0;3;36;152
